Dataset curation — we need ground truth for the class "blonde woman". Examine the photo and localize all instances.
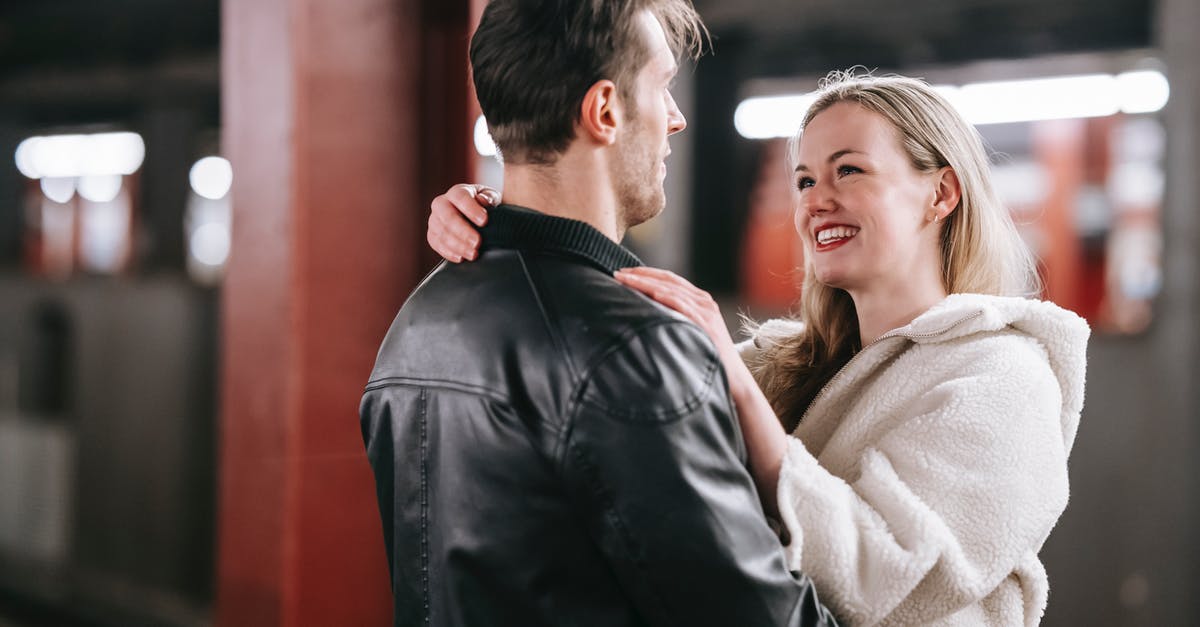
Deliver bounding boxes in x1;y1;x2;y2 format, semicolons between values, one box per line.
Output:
427;72;1088;626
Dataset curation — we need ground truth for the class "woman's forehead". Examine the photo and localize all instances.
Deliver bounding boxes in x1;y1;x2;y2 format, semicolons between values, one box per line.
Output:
798;103;899;158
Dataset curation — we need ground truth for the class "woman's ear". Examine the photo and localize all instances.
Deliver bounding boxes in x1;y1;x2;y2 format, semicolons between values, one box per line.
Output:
579;80;620;146
932;166;962;220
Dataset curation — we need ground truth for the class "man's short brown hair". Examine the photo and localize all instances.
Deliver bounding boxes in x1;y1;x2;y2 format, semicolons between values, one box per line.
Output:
470;0;706;165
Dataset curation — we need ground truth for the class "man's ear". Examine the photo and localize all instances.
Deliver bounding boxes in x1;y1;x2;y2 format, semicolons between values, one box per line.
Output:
932;166;962;220
579;80;621;146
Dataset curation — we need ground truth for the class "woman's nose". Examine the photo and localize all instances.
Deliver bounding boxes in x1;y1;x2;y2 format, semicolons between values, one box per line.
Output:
803;180;835;216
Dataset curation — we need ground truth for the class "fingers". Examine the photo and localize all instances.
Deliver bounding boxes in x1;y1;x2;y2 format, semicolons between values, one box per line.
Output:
441;184;491;227
432;203;481;248
427;214;479;263
617;266;713;302
429;184;490;262
614;270;713;319
473;185;501;209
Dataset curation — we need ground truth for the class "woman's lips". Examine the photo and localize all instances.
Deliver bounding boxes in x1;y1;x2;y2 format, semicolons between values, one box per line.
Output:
814;236;853;252
813;225;859;252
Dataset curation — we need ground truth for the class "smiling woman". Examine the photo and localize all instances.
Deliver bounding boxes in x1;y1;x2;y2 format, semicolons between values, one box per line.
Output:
423;69;1090;626
613;72;1087;626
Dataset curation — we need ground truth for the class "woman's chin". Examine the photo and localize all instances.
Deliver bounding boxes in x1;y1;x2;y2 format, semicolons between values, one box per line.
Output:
812;269;852;290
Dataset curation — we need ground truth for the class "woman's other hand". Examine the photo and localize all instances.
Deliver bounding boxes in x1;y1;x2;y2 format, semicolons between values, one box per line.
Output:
615;266;787;510
428;184;500;262
614;267;742;377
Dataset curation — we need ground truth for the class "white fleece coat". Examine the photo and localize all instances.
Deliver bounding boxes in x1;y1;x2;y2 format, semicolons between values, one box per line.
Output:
739;294;1089;626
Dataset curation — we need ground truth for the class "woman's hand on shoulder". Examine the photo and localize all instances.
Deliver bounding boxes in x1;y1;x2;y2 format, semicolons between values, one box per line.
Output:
428;183;500;262
614;267;740;370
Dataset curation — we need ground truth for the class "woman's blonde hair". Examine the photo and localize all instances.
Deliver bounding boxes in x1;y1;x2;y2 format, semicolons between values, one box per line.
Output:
752;69;1042;431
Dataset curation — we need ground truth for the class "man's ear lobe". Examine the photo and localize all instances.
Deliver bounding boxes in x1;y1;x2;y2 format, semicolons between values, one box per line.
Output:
579;80;620;145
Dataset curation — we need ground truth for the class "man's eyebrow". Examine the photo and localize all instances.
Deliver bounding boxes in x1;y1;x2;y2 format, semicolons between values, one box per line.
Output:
794;149;864;172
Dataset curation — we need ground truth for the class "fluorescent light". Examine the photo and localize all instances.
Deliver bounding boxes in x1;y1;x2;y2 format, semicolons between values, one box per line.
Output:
734;94;819;140
1117;70;1170;114
474;115;498;158
14;137;40;178
190;222;231;267
956;74;1120;125
189;156;233;200
735;70;1170;139
78;174;124;203
39;177;76;204
15;132;145;179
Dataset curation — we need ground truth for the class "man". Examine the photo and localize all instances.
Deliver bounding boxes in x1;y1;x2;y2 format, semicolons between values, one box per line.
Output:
360;1;838;625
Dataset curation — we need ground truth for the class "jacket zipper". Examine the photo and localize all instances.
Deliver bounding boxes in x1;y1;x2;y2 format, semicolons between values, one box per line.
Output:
795;309;986;427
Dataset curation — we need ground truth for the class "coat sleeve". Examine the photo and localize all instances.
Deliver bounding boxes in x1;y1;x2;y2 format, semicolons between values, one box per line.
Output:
775;337;1071;625
560;319;839;627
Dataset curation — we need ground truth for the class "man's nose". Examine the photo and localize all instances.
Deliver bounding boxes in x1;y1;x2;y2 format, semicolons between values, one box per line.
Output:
667;93;686;135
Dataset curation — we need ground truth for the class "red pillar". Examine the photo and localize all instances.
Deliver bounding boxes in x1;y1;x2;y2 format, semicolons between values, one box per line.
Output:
216;0;477;624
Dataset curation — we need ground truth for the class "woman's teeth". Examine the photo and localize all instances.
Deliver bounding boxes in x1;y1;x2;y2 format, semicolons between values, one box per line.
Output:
817;226;859;245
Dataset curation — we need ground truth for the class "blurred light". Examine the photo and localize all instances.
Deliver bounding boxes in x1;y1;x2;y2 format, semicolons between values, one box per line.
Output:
990;161;1050;208
39;177;76;204
83;132;145;177
956;74;1120;125
1117;70;1170;114
32;135;87;179
1109;162;1165;208
15;132;144;179
190;222;230;266
14;137;40;178
80;197;130;273
1115;117;1166;162
474;115;498;158
77;175;123;203
736;71;1170;139
734;94;818;140
189;156;233;200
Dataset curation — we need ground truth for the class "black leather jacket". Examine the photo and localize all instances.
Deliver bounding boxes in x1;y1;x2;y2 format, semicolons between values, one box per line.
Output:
361;205;838;627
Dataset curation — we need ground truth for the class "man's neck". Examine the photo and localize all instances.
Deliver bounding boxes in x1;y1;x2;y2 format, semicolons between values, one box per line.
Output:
500;151;624;242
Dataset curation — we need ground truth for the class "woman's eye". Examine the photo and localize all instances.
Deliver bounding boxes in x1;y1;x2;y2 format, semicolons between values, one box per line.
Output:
796;177;815;190
837;165;861;177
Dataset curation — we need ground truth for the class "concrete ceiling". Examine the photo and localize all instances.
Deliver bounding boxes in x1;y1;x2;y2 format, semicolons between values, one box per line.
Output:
0;0;1155;124
692;0;1155;78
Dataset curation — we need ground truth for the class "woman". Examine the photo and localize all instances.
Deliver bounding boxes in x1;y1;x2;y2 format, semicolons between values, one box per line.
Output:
427;71;1088;626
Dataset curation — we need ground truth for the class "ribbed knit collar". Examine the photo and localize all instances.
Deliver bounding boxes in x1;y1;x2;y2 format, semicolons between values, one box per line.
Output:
479;204;644;274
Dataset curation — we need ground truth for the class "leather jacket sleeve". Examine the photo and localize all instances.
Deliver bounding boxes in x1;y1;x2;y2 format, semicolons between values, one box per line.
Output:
558;319;839;627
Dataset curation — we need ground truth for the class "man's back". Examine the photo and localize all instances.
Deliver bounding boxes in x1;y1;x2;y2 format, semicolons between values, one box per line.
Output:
361;207;837;626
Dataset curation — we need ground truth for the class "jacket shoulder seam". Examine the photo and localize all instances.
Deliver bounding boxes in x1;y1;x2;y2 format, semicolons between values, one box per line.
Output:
364;376;511;404
560;318;721;441
516;251;582;384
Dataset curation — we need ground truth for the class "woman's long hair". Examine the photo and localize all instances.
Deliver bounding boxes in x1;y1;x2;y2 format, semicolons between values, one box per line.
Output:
752;70;1042;432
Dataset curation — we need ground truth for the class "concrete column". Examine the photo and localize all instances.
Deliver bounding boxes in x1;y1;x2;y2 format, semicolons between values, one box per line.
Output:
1152;0;1200;619
216;0;475;624
1041;1;1200;624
